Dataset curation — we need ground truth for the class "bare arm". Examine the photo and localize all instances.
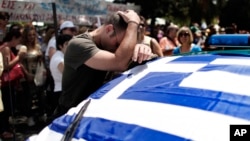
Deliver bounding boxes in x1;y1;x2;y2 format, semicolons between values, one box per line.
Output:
58;62;64;73
151;38;163;57
85;10;140;72
48;47;56;60
0;53;3;76
1;47;25;71
132;43;153;63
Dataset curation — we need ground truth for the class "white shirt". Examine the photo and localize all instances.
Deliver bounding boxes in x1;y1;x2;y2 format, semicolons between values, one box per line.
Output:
49;51;64;92
45;36;56;57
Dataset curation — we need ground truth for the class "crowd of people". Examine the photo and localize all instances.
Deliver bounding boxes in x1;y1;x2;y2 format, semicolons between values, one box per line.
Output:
0;10;152;140
0;9;249;140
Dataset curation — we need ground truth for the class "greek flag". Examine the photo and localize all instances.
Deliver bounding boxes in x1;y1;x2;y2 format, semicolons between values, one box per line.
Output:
28;54;250;141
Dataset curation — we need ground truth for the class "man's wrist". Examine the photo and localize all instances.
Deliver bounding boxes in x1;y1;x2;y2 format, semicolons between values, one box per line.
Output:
127;20;139;26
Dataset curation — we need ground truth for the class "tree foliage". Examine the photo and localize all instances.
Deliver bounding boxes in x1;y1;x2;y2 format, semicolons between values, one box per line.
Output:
114;0;250;30
220;0;250;30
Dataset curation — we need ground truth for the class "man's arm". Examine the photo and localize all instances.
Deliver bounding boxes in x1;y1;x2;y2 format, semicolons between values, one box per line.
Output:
85;10;140;72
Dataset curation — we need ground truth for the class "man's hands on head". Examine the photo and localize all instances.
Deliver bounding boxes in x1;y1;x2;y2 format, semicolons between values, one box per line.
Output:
132;44;154;64
85;10;142;72
117;10;153;64
117;10;140;25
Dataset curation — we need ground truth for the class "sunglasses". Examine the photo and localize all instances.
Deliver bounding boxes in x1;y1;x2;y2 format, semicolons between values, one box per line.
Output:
179;32;190;37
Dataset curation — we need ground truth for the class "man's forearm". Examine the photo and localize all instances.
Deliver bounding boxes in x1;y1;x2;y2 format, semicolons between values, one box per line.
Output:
114;22;139;70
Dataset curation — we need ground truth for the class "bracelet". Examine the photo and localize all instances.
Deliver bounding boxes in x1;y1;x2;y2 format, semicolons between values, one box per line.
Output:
127;20;139;26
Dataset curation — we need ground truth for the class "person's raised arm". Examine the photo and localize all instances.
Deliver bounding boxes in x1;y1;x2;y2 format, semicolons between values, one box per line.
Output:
85;10;140;71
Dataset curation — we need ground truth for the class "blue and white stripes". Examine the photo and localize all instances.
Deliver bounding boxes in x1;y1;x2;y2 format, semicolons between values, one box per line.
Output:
28;54;250;141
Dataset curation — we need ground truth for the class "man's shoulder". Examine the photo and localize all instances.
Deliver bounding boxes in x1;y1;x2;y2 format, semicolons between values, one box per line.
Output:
66;33;98;57
70;33;93;44
75;33;92;40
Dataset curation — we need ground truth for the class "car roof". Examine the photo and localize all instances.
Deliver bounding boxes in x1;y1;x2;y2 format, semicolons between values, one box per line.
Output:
29;54;250;141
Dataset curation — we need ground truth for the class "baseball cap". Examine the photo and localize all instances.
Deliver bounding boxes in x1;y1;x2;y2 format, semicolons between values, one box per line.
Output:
60;21;75;30
190;26;201;34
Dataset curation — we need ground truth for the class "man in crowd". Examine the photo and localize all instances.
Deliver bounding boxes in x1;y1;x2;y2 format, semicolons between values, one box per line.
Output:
52;10;152;119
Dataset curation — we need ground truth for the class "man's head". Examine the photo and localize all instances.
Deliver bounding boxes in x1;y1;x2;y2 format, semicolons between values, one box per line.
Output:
99;13;128;52
60;21;77;36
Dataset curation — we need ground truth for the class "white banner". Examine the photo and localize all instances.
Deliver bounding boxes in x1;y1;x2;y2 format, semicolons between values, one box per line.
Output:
0;0;140;25
9;0;55;3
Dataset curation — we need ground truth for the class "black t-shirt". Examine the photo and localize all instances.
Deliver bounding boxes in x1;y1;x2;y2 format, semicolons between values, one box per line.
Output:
59;33;107;109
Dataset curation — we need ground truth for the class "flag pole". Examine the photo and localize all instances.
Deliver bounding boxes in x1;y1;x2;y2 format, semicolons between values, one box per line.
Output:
52;2;58;47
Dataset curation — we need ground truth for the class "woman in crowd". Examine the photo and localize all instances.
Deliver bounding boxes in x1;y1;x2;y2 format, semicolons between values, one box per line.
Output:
0;12;9;42
137;16;163;57
159;24;179;56
173;26;202;55
20;24;45;126
48;34;72;119
41;25;55;57
0;29;25;139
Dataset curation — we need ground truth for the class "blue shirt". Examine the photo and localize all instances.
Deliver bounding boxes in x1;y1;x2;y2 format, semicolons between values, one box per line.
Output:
173;44;202;55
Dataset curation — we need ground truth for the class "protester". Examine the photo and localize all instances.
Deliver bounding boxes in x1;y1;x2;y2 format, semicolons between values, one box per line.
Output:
41;25;55;57
45;21;77;61
0;52;3;112
48;34;72;117
173;26;202;55
19;24;45;126
0;12;9;42
44;21;76;117
45;22;76;76
53;10;152;119
190;25;206;49
0;29;25;139
138;16;163;57
43;27;57;115
159;24;179;56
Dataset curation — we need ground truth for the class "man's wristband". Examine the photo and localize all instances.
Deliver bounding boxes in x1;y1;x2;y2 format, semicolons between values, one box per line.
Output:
127;20;139;26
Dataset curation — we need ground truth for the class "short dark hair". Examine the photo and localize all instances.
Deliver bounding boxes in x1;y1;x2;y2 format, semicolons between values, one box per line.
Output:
0;12;10;21
9;23;23;32
104;13;127;34
3;29;22;42
56;34;73;50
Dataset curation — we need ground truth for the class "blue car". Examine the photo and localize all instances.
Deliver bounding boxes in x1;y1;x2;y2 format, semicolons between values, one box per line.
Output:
28;34;250;141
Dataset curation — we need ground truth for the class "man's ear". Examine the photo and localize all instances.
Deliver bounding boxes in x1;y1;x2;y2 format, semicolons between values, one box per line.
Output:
105;24;114;35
